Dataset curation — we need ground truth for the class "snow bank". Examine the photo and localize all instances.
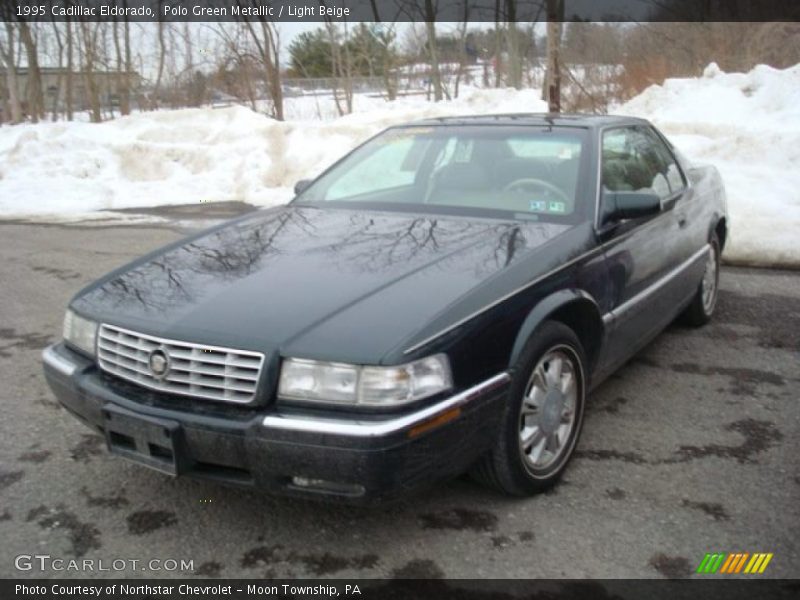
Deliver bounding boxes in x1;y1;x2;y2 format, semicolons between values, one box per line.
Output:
617;63;800;267
0;87;546;221
1;64;798;266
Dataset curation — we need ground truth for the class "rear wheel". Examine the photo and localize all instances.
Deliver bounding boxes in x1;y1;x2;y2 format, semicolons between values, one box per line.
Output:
471;321;586;495
681;233;720;327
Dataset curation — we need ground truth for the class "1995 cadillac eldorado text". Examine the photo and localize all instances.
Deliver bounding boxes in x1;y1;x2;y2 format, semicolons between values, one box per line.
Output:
43;114;727;502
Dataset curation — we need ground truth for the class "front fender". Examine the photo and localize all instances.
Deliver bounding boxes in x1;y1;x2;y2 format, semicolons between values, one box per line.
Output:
508;289;602;368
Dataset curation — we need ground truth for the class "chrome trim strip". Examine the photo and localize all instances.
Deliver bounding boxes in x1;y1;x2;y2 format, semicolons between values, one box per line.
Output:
262;372;510;437
42;344;77;378
604;244;710;324
403;247;601;355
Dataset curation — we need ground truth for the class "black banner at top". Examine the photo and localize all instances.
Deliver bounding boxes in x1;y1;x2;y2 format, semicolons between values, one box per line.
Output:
3;0;800;23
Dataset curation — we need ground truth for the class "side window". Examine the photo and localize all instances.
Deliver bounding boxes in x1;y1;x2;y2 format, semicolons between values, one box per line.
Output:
602;127;683;200
640;126;687;195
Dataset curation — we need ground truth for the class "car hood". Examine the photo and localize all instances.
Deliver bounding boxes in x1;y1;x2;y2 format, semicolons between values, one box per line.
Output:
73;205;573;365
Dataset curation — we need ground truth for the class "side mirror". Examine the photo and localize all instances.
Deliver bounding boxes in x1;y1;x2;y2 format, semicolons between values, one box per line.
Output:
602;190;661;224
294;179;312;195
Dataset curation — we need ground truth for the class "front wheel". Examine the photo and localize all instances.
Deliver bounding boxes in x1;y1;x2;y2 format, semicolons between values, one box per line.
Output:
681;233;721;327
471;321;587;495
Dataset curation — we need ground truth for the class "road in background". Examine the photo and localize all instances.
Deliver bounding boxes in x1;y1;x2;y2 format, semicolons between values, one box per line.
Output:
1;208;798;579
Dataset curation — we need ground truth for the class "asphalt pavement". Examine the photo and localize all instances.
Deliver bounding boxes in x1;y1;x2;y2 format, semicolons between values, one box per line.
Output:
1;206;798;579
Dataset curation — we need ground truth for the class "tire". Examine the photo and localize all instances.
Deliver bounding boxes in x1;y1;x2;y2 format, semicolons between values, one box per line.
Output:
681;233;721;327
471;320;587;496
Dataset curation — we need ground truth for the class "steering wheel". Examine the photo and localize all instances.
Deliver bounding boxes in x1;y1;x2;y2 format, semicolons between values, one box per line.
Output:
503;178;570;205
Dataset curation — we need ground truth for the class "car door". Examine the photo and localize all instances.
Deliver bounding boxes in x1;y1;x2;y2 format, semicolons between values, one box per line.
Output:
643;124;709;274
596;125;692;373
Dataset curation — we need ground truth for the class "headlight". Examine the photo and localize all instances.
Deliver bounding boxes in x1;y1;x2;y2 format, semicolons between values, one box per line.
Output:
278;354;453;407
63;309;98;356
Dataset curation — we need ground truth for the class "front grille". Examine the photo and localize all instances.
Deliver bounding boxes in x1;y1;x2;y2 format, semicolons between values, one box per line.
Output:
97;324;264;404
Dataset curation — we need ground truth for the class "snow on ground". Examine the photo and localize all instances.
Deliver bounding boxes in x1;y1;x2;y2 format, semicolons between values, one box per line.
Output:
1;63;798;266
617;62;800;267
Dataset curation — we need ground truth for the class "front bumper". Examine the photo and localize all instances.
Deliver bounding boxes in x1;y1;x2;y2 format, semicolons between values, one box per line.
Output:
43;343;510;502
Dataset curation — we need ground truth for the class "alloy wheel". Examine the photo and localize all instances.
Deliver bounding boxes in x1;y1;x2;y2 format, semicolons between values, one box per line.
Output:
518;347;579;472
702;244;719;313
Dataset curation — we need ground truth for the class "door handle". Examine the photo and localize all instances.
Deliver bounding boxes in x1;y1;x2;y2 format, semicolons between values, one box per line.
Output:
677;213;688;228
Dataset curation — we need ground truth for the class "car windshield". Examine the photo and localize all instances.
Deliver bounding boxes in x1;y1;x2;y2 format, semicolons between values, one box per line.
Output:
294;125;590;222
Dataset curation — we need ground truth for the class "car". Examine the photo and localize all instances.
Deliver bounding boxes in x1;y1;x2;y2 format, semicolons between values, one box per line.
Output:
42;114;727;502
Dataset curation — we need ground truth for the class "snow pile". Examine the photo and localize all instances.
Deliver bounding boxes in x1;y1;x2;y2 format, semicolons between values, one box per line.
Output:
0;87;546;220
0;63;798;266
618;63;800;266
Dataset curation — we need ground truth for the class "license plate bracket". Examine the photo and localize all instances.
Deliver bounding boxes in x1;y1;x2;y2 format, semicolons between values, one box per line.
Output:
102;404;187;476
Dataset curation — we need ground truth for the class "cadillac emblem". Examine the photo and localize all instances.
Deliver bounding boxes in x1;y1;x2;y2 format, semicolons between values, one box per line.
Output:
148;348;170;379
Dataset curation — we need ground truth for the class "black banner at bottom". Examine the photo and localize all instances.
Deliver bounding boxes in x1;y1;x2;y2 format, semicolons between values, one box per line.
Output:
3;579;800;600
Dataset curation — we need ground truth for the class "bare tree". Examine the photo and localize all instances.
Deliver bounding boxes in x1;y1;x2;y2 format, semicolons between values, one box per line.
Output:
505;0;522;89
544;0;563;112
213;23;259;110
0;19;23;124
240;18;283;120
493;5;503;87
341;21;354;112
401;22;426;58
397;0;445;101
451;17;470;98
745;22;800;69
79;22;103;122
153;6;167;109
366;6;400;101
380;25;399;101
423;1;444;101
324;21;352;116
212;19;283;118
17;20;45;122
112;9;132;115
65;18;74;120
49;20;64;120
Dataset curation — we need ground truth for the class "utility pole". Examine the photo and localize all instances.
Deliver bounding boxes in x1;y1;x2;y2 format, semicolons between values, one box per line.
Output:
545;0;563;113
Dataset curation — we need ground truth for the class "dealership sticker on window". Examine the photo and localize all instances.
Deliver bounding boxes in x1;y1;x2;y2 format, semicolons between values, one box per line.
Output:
548;201;567;213
529;200;547;212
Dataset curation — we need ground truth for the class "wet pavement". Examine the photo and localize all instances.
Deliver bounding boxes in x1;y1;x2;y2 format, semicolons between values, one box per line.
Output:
1;207;798;579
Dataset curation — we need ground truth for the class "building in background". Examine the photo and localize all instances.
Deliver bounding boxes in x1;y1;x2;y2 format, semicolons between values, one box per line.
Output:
0;67;141;121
